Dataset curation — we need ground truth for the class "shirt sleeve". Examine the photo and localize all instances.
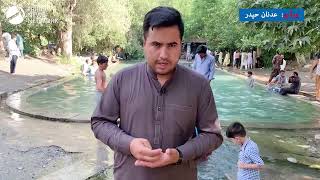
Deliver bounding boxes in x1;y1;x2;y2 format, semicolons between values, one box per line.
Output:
247;144;264;165
192;56;197;70
91;73;135;155
177;80;223;161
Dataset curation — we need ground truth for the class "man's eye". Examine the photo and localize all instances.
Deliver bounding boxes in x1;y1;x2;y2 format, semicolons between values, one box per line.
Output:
152;43;160;47
168;44;177;48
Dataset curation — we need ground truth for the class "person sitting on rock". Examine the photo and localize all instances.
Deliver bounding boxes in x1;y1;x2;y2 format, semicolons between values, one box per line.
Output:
267;70;287;93
279;71;301;96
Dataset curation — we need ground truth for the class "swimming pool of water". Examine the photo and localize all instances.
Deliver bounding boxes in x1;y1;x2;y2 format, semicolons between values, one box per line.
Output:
212;71;319;125
26;62;320;126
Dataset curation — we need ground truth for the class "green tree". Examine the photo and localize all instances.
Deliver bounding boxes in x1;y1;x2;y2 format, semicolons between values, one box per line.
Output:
239;0;320;66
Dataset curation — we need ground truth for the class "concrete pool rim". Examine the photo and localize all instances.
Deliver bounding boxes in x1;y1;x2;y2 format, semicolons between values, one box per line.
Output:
5;75;90;123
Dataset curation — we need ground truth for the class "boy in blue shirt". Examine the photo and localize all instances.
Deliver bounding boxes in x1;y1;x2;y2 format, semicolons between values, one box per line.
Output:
226;122;264;180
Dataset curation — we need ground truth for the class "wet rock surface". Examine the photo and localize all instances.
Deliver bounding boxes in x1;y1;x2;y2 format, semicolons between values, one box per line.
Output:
0;140;81;180
250;129;320;170
0;102;110;180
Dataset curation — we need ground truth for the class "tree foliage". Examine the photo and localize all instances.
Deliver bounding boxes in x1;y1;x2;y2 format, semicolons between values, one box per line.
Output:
0;0;319;63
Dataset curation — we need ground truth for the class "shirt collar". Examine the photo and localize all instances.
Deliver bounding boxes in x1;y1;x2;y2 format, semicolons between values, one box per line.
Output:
145;62;179;91
146;63;157;80
241;137;250;151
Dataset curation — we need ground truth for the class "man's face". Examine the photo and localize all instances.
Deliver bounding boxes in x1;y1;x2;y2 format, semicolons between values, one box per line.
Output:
143;26;181;75
280;71;285;76
99;62;108;70
199;53;206;59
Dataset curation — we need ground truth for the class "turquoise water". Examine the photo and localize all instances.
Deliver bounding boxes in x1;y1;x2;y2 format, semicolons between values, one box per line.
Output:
26;62;320;126
212;71;319;124
26;63;134;117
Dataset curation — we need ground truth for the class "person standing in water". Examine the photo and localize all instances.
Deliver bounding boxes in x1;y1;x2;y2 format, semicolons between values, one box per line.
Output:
247;71;255;88
95;55;108;103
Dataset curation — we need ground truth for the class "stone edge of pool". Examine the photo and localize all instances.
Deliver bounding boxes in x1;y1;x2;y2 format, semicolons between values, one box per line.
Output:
4;69;320;129
5;75;91;123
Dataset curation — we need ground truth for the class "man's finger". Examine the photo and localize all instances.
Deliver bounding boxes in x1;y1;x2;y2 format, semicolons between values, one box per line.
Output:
140;148;162;157
139;153;161;162
135;160;159;168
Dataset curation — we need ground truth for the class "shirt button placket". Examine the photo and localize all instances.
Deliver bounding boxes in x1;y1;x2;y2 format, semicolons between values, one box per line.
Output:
154;95;162;146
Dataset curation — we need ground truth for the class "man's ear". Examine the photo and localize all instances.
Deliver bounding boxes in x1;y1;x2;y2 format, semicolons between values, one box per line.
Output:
143;38;146;47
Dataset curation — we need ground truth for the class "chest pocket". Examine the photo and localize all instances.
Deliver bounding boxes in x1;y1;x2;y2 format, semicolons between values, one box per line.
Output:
164;104;195;136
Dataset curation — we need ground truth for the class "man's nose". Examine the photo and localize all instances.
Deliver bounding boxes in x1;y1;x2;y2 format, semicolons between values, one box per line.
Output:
159;47;169;60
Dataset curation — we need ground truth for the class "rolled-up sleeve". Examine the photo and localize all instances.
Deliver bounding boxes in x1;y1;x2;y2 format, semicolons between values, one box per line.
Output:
91;74;134;155
177;80;223;161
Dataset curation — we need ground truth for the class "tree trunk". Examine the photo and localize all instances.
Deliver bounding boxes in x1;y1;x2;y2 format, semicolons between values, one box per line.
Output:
256;48;262;57
60;22;73;59
59;0;77;60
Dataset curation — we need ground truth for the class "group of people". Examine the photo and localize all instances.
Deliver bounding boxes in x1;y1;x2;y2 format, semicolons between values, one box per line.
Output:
191;44;301;98
266;70;301;96
233;50;258;70
207;49;259;70
1;32;24;74
264;52;301;95
81;55;99;76
91;7;264;180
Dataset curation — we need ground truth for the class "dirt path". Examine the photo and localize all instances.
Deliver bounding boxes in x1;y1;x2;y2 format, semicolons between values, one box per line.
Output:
0;56;74;95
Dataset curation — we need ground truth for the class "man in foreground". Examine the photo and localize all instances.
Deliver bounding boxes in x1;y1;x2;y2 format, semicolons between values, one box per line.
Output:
91;6;223;180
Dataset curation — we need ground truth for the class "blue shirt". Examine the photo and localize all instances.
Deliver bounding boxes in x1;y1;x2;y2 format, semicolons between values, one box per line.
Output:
238;138;264;180
192;54;215;81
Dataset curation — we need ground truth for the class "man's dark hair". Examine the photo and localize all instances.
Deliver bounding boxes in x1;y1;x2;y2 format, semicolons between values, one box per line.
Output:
247;71;253;75
293;71;298;76
97;55;108;65
280;70;285;73
196;45;207;54
226;122;246;138
143;6;184;40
